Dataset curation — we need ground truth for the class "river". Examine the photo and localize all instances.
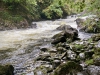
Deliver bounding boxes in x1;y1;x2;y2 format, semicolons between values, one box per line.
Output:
0;16;94;75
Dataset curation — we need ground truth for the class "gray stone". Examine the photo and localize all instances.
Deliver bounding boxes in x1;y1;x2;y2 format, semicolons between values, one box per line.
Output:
87;65;100;75
79;53;85;60
67;50;76;60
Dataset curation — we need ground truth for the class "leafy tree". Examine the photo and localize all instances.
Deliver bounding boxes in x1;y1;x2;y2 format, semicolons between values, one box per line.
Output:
89;0;100;17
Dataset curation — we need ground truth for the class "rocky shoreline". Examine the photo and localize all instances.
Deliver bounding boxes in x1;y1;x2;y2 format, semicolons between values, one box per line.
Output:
0;16;100;75
33;23;100;75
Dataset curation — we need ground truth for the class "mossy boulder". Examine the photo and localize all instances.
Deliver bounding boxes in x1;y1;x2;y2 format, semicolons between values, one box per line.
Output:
71;44;86;52
56;47;66;54
91;34;100;41
93;57;100;66
75;18;85;28
0;65;14;75
34;64;53;75
91;47;100;66
51;25;78;44
76;18;100;33
54;61;83;75
85;50;94;59
56;24;72;31
51;32;66;44
94;47;100;55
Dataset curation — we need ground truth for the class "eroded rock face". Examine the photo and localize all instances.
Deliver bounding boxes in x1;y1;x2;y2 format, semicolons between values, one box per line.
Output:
52;25;78;44
0;65;14;75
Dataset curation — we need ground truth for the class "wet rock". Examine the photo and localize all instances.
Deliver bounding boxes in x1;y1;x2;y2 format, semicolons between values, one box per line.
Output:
52;25;78;44
30;23;37;28
57;21;67;26
34;64;53;75
72;44;85;51
93;57;100;66
85;50;94;59
76;17;100;33
92;34;100;41
60;51;67;59
87;65;100;75
49;49;57;53
40;48;48;52
0;65;14;75
56;24;71;31
54;61;83;75
51;32;66;44
56;42;70;49
36;52;51;61
94;47;100;55
53;60;61;69
79;53;85;60
77;71;88;75
67;50;76;60
75;18;84;27
56;47;66;54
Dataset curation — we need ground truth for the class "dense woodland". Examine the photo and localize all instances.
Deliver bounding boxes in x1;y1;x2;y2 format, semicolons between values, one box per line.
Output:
0;0;100;30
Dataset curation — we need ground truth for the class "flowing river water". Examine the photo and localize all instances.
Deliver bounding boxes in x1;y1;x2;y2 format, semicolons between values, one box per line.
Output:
0;16;96;75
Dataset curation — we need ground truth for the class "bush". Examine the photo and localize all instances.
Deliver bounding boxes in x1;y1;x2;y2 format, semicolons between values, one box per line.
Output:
42;3;63;19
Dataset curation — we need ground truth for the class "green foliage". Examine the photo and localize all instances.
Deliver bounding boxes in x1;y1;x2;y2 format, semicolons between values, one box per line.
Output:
82;18;100;33
42;3;63;19
0;11;23;23
1;0;100;22
85;59;93;65
88;0;100;17
2;0;25;3
37;0;53;9
54;61;83;75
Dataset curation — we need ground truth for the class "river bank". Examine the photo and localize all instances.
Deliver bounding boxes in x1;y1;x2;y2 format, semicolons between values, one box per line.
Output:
0;15;100;75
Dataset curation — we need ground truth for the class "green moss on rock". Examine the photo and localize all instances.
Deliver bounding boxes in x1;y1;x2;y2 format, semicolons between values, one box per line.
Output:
54;61;83;75
0;65;14;75
85;59;94;65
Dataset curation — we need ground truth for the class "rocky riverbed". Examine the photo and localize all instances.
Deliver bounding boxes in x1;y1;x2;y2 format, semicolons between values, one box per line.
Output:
0;15;100;75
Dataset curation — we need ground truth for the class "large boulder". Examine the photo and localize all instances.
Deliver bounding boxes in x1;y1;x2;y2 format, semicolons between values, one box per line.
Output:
0;65;14;75
75;18;100;33
51;32;66;44
54;61;83;75
75;18;85;28
56;24;72;30
52;25;78;44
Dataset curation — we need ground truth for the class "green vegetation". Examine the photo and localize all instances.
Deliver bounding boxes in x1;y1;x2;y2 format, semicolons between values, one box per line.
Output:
85;59;93;65
54;61;83;75
0;0;100;29
87;0;100;17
